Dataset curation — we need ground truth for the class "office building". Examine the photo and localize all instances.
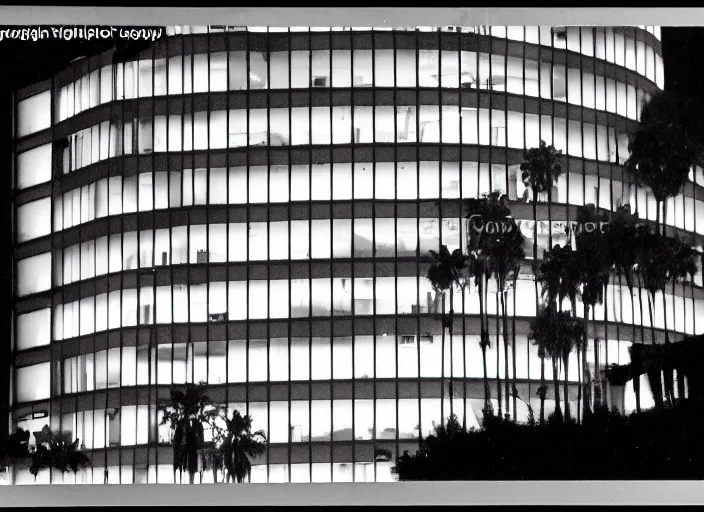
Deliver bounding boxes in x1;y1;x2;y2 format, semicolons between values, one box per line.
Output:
11;25;696;485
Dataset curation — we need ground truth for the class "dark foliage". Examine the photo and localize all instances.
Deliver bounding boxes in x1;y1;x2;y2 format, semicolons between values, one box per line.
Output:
625;91;704;211
426;245;467;293
536;244;581;310
211;409;267;484
519;140;564;197
29;426;91;479
393;401;704;480
574;204;612;310
0;428;31;472
159;381;215;484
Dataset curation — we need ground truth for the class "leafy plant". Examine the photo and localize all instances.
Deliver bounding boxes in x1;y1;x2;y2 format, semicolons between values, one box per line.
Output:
625;91;704;236
0;428;31;477
160;381;216;484
29;425;91;480
210;409;267;484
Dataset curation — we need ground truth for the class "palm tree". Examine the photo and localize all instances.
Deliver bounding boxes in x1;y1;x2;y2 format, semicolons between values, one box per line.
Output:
29;425;91;482
199;440;224;484
663;237;698;402
573;204;612;418
529;305;564;420
561;313;586;420
624;91;704;237
463;198;493;410
635;227;672;408
529;306;584;421
466;249;492;409
484;214;525;420
535;246;566;421
520;141;564;422
426;244;467;421
160;381;215;484
636;231;697;407
211;409;267;484
464;192;523;418
520;141;565;235
603;206;642;412
536;244;581;421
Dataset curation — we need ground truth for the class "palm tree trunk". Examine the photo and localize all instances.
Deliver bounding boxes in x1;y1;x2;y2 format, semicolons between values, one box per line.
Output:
479;277;490;408
633;368;642;414
601;284;609;411
647;291;663;402
532;187;538;264
440;291;446;425
540;362;546;425
533;186;544;425
583;302;590;420
576;340;582;424
449;288;455;420
511;276;518;421
647;291;657;347
635;279;646;413
500;281;511;420
563;355;571;421
647;291;665;410
495;291;502;418
630;281;638;349
662;287;674;406
552;359;563;419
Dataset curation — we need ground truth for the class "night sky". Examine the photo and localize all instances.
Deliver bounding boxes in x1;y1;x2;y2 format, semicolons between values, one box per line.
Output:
662;27;704;96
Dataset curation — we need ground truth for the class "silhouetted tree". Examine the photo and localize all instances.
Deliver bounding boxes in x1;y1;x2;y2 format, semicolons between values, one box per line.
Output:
464;192;523;418
427;244;467;420
603;205;642;412
530;306;584;421
574;204;612;417
212;409;267;484
160;382;215;484
463;198;494;410
635;230;697;407
625;91;704;237
520;141;564;423
393;401;704;480
0;428;31;483
536;244;582;421
483;212;525;420
529;305;563;421
29;425;91;482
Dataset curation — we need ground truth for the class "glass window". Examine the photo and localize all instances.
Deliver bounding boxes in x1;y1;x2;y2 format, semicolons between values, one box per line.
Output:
16;144;52;190
646;45;655;82
16;362;51;402
209;52;227;92
16;198;51;242
17;253;51;297
625;36;636;70
311;50;331;87
655;53;664;89
249;52;268;90
354;399;373;440
351;49;372;87
16;308;51;351
16;91;51;137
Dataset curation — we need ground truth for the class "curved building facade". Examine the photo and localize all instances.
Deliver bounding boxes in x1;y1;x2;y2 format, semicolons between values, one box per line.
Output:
10;25;700;484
